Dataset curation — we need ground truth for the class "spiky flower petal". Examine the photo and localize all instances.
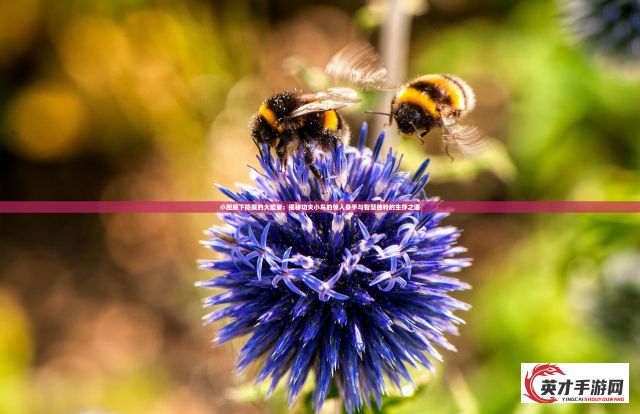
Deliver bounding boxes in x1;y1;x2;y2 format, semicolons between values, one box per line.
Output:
198;124;471;413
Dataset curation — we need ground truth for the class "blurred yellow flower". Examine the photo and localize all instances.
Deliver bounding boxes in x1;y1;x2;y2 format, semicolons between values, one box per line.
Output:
7;83;87;160
57;16;131;93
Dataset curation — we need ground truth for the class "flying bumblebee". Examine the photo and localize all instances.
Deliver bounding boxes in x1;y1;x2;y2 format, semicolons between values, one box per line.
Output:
251;87;359;183
326;43;485;157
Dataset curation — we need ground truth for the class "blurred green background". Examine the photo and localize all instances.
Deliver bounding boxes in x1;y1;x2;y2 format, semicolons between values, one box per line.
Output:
0;0;639;413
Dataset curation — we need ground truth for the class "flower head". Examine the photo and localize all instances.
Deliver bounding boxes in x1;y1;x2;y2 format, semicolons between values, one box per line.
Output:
563;0;640;62
594;250;640;346
198;124;471;413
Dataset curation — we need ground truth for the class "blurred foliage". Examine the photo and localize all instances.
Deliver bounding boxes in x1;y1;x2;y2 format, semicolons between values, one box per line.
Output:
1;0;639;413
0;292;31;414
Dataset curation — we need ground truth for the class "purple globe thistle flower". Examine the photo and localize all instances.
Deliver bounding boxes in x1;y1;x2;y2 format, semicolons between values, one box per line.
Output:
198;124;471;413
563;0;640;62
594;250;640;346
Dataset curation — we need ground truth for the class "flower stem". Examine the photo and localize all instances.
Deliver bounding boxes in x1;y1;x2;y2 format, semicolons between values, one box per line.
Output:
374;0;415;149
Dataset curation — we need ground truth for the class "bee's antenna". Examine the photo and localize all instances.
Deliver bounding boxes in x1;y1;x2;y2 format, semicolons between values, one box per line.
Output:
365;110;392;117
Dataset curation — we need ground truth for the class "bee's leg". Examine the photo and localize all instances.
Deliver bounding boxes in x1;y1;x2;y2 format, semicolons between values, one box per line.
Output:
275;136;290;173
444;141;455;161
441;121;456;161
317;133;338;152
302;142;324;192
419;131;429;146
251;117;276;161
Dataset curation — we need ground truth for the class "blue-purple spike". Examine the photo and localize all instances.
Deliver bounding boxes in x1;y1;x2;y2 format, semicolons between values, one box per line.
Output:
357;122;368;150
371;130;385;162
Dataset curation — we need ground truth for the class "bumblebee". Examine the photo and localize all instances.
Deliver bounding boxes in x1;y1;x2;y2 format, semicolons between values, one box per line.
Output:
391;74;481;156
326;43;484;157
251;88;359;182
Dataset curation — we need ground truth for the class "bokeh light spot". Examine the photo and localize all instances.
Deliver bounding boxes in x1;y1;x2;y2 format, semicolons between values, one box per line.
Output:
7;84;87;160
57;16;131;93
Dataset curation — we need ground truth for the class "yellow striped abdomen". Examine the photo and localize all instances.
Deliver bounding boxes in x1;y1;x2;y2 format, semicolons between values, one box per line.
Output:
323;110;339;131
394;87;439;117
412;74;475;113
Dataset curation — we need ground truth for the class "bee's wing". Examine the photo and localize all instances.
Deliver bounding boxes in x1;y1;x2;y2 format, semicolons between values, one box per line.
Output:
290;88;361;118
441;117;487;157
325;42;388;88
299;87;359;101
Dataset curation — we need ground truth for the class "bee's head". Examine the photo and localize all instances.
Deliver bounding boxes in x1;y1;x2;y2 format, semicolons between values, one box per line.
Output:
266;91;300;121
393;103;434;135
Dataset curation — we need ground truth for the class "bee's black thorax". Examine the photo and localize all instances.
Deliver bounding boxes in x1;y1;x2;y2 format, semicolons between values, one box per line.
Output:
265;91;302;121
